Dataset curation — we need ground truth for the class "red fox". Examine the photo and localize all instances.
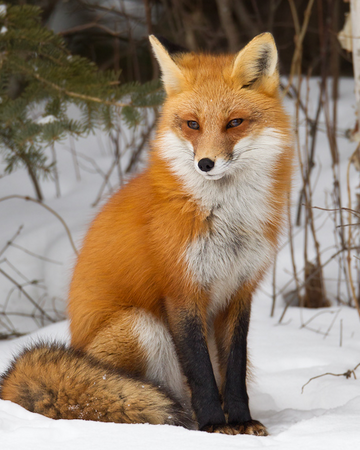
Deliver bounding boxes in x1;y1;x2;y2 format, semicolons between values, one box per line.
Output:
0;33;293;435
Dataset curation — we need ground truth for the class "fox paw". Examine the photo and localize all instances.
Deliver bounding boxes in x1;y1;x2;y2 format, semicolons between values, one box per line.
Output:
236;420;268;436
203;424;240;435
203;420;268;436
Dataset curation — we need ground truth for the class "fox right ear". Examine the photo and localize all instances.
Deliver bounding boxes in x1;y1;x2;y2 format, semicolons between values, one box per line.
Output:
149;35;186;95
231;33;279;95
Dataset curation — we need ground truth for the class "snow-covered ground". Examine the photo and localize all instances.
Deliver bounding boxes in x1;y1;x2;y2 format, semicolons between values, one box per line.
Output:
0;79;360;449
1;303;360;450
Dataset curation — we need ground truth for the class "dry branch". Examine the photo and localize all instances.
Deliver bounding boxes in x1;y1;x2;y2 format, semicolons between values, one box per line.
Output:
0;268;55;323
301;362;360;393
282;0;316;98
0;195;78;255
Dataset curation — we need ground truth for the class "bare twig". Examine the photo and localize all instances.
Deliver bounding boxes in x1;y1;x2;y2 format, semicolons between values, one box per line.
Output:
271;252;277;317
340;319;343;347
69;134;81;181
51;142;61;198
0;195;78;255
282;0;316;98
0;225;23;258
125;118;156;173
346;144;360;313
0;258;31;284
91;159;118;207
300;309;339;330
0;268;55;323
323;308;341;339
312;205;360;219
288;191;301;304
8;242;62;265
279;246;360;323
301;363;360;393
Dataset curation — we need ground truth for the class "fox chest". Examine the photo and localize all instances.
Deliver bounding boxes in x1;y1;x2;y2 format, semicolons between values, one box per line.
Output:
185;203;275;312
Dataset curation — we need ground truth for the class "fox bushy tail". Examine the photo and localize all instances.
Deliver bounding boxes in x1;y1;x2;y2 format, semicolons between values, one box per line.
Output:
0;342;192;428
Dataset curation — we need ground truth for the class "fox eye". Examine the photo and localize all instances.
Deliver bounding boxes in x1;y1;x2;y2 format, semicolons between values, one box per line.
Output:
226;118;243;129
187;120;200;130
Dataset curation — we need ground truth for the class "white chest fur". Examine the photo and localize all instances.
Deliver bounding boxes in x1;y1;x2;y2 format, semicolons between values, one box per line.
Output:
160;128;289;314
185;175;276;314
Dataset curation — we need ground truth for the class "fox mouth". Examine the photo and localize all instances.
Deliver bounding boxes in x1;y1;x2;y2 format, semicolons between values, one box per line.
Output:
198;171;225;180
194;159;229;180
194;165;226;180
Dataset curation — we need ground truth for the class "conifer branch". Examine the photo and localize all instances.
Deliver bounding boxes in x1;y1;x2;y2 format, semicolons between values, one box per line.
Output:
12;61;130;109
0;4;164;198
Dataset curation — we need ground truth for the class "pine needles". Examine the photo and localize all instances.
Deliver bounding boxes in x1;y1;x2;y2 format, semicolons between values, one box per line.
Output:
0;4;163;200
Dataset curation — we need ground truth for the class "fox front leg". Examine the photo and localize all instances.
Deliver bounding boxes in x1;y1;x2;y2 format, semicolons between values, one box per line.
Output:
165;303;226;431
214;297;268;436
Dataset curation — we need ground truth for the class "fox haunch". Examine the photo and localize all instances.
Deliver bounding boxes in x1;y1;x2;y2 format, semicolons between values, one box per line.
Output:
0;33;294;435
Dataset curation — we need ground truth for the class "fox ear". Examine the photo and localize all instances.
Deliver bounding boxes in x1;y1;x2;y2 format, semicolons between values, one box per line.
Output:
149;35;186;95
231;33;279;94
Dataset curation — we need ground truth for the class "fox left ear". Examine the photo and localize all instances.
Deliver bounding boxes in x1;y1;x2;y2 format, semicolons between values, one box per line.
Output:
231;33;279;95
149;35;186;96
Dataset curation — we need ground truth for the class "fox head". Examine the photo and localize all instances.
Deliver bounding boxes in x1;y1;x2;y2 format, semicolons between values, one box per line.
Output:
149;34;291;185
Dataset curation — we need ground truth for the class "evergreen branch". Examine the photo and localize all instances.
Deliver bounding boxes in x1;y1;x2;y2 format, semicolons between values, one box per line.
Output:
12;61;130;109
0;3;164;196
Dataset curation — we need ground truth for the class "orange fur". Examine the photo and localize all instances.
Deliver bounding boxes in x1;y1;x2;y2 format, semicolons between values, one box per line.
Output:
1;33;294;435
70;35;293;353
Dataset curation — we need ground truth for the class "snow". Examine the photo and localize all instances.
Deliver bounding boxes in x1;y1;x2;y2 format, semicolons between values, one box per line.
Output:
1;305;360;449
1;79;360;449
37;115;57;124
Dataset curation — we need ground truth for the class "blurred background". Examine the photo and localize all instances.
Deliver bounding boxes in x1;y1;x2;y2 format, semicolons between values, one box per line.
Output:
12;0;353;81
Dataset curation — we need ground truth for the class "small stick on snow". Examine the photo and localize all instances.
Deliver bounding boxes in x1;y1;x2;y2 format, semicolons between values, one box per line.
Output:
301;362;360;393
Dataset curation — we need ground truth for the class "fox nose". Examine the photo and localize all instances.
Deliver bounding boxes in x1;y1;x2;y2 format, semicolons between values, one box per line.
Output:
198;158;215;172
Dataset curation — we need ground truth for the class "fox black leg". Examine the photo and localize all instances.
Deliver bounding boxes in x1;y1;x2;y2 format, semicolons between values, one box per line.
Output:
166;308;225;431
222;304;252;425
216;299;268;436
